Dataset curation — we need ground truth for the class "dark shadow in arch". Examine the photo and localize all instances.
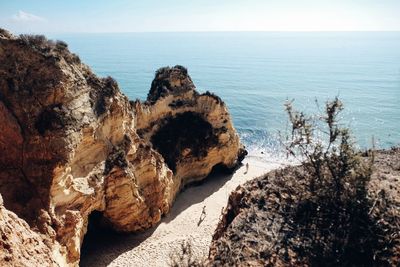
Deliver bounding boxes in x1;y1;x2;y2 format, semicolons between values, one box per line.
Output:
150;111;218;173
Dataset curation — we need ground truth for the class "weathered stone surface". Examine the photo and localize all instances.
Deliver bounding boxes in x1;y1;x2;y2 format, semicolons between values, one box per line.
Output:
135;66;247;193
0;29;245;265
0;194;60;266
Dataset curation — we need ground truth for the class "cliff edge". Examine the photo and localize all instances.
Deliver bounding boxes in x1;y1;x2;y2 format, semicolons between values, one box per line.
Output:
209;149;400;266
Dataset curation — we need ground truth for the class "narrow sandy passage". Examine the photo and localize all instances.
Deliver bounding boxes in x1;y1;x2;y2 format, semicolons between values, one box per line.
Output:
80;157;285;267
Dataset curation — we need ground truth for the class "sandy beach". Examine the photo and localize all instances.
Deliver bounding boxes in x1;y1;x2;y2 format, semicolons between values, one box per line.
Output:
80;156;286;266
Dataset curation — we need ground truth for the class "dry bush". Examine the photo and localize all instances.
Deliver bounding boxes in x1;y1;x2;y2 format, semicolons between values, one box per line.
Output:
55;40;68;50
18;34;81;64
169;240;205;267
281;97;396;266
207;98;398;266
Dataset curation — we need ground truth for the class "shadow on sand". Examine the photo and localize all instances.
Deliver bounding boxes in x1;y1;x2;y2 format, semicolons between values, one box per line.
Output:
79;166;240;267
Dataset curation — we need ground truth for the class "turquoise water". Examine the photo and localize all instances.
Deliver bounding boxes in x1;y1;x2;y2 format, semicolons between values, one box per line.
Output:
49;32;400;156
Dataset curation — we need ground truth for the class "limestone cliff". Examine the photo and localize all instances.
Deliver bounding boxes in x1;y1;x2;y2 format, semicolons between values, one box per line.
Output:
0;29;245;266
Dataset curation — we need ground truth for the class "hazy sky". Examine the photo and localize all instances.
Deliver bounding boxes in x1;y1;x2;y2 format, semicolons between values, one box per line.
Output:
1;0;399;33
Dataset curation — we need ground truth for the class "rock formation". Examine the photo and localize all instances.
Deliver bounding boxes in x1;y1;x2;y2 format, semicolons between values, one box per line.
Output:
0;194;60;266
209;149;400;266
0;29;245;266
135;66;246;192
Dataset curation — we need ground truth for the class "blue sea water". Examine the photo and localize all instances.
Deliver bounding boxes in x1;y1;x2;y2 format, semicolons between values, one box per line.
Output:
48;32;400;158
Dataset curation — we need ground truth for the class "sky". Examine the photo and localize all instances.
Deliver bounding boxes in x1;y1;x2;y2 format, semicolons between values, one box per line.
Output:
0;0;399;33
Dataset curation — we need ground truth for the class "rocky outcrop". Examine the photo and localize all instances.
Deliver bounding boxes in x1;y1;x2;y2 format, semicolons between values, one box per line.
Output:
0;194;60;266
135;66;246;192
0;29;245;266
209;149;400;266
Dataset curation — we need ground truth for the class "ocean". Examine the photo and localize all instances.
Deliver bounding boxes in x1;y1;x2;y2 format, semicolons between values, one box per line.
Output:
48;32;400;160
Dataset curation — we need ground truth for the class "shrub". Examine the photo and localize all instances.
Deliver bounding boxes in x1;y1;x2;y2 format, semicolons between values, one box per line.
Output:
169;240;204;267
174;65;188;75
17;34;83;65
19;34;49;49
55;40;68;50
283;98;372;198
0;28;11;38
281;97;395;266
103;76;118;90
155;66;171;77
202;91;222;104
70;53;81;64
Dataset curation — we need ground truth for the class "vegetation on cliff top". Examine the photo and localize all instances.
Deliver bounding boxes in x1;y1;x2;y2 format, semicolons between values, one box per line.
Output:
279;98;397;266
207;98;399;266
15;32;82;64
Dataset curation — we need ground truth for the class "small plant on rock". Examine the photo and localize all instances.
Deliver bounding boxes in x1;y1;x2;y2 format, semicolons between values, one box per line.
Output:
55;40;68;50
169;240;205;267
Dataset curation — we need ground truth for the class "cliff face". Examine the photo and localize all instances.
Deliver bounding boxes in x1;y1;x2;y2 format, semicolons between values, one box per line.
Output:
0;29;245;266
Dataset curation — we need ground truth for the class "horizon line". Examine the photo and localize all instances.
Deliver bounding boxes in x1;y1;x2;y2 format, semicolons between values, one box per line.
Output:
13;30;400;35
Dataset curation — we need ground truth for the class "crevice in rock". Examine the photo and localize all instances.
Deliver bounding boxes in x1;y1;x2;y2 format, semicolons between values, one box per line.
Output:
35;104;67;135
92;76;118;117
104;135;131;175
210;162;237;175
86;210;107;235
0;94;46;221
80;210;116;260
0;92;25;136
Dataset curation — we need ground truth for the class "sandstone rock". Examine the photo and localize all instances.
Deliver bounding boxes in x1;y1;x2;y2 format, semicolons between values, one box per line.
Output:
0;29;245;265
0;194;59;266
135;66;247;193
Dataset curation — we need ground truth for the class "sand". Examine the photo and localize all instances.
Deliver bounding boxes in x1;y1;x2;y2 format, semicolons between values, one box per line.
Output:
80;157;287;267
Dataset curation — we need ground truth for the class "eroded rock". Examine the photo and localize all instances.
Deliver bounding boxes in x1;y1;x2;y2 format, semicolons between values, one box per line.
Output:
135;66;246;191
0;29;245;266
0;194;60;266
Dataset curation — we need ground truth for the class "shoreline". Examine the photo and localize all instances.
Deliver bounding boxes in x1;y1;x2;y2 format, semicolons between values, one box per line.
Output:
80;156;288;266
